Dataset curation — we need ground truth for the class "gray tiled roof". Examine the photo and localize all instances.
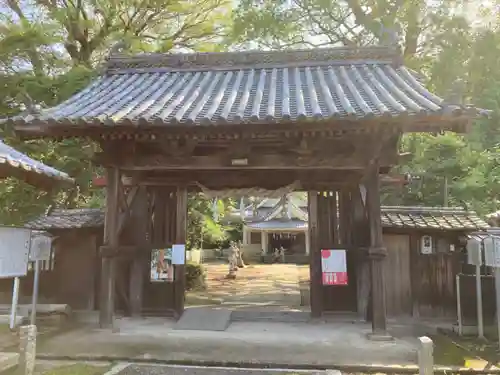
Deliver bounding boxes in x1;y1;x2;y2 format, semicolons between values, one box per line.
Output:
10;46;476;128
0;140;74;187
381;206;488;230
26;208;104;230
26;205;487;232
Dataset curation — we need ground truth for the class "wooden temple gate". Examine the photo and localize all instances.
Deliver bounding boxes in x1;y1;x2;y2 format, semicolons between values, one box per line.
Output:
10;45;475;338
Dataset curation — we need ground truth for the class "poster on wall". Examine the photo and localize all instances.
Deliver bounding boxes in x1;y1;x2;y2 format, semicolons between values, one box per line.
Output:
321;249;348;286
150;248;174;282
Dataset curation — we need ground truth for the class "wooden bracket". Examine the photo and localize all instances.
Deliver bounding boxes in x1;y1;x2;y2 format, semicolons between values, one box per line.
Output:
367;246;388;258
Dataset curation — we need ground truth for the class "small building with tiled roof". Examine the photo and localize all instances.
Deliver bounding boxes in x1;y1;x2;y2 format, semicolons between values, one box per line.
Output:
2;207;106;311
26;208;104;231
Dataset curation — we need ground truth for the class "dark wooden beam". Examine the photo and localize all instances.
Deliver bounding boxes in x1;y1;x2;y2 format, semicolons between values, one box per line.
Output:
14;114;470;141
113;170;365;192
95;151;400;171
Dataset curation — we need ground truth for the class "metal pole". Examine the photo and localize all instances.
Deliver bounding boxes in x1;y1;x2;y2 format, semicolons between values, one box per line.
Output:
476;264;485;339
456;274;463;336
30;260;40;326
10;277;20;330
495;268;500;350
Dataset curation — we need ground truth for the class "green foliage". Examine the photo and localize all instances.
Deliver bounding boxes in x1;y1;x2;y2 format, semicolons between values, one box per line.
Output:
0;0;232;238
187;195;231;249
185;262;206;291
1;0;500;236
229;0;500;217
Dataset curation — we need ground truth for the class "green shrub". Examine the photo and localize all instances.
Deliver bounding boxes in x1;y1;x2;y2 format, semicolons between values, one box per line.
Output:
185;262;206;291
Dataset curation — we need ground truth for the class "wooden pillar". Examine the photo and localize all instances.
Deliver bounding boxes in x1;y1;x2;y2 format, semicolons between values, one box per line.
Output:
129;186;148;317
174;187;188;318
261;231;268;254
308;191;322;317
352;185;370;321
365;167;390;339
99;167;120;328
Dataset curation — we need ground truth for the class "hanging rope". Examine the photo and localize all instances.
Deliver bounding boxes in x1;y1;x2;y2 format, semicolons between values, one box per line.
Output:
239;197;245;218
196;180;301;199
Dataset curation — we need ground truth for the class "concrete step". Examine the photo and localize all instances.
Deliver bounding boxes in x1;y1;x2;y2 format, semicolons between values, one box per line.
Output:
0;352;18;373
231;310;311;323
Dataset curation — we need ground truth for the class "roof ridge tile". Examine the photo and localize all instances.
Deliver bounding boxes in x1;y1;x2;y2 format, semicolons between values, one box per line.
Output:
105;46;401;72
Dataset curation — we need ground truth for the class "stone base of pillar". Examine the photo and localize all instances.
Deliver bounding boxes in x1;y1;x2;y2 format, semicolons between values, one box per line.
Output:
366;332;394;342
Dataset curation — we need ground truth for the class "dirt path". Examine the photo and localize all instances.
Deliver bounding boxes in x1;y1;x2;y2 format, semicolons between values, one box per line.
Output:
187;263;309;308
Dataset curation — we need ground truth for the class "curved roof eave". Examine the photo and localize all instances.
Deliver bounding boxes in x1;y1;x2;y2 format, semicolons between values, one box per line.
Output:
0;140;75;190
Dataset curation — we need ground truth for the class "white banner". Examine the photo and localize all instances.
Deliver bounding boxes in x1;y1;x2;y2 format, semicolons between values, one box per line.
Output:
0;227;31;278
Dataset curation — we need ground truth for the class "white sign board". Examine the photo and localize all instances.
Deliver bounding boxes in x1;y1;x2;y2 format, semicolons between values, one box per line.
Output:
484;236;500;268
467;238;482;266
172;244;186;265
0;227;32;278
29;233;52;262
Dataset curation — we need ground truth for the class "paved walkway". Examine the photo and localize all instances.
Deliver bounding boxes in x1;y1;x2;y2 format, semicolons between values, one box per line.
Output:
115;364;331;375
35;317;418;366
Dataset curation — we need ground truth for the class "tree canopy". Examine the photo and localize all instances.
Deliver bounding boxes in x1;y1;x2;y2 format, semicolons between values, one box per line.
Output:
0;0;499;244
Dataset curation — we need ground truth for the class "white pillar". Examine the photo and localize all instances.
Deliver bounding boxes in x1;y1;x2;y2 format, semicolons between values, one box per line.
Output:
261;231;268;254
243;226;249;245
19;325;37;375
305;230;310;256
418;336;434;375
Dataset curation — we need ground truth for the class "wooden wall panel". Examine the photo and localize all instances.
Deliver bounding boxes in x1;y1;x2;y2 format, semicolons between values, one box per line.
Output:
418;253;459;317
383;234;412;316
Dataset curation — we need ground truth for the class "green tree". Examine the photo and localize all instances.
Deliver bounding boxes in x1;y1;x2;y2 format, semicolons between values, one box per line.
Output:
231;0;500;216
0;0;233;236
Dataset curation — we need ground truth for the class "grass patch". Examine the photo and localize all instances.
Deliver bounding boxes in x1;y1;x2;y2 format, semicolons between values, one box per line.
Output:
41;364;111;375
431;334;473;366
